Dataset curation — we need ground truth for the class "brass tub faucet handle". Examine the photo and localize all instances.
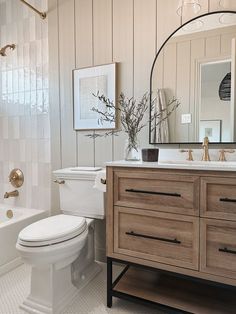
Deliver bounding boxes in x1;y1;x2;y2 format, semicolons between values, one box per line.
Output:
9;169;24;188
180;149;193;161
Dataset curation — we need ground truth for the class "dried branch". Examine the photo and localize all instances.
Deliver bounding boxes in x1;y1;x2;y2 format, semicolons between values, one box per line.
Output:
85;130;120;139
88;92;180;147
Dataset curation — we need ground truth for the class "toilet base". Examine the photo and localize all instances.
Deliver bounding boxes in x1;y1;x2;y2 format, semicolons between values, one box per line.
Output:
72;260;102;291
20;261;102;314
20;285;78;314
20;263;78;314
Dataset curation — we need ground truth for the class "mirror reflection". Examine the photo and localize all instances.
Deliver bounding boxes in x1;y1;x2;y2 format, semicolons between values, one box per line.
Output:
150;12;236;144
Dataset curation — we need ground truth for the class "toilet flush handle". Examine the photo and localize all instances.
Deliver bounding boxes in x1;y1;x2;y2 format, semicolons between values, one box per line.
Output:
54;179;65;184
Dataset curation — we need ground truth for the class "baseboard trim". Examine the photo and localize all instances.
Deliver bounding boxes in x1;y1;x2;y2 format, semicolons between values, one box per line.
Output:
0;258;23;277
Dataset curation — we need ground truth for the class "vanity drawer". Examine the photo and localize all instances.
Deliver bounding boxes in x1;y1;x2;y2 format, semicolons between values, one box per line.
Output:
114;206;199;270
114;169;199;216
200;218;236;279
201;177;236;221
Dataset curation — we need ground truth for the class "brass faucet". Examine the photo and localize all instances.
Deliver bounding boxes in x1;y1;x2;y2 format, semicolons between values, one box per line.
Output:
4;190;19;199
202;137;210;161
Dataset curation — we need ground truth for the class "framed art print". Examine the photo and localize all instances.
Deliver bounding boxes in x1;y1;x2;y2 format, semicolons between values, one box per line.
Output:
73;63;116;130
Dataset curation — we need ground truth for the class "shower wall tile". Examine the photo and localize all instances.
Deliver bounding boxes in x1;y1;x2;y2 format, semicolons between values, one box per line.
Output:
0;0;50;211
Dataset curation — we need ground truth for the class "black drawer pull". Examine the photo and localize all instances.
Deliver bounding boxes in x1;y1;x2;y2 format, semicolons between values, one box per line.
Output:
219;247;236;255
220;197;236;203
125;188;181;198
126;231;181;244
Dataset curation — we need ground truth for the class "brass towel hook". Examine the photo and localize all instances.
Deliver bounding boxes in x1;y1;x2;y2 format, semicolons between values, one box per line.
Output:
19;0;47;19
0;44;16;57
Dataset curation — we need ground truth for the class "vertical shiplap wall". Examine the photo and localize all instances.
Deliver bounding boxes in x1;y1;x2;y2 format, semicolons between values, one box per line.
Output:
49;0;236;170
49;0;177;168
49;0;236;165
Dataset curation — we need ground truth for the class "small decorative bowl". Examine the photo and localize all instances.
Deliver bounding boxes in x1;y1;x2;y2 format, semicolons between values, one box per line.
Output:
141;148;159;162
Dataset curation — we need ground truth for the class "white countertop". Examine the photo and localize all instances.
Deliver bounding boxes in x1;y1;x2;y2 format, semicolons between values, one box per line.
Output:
106;160;236;172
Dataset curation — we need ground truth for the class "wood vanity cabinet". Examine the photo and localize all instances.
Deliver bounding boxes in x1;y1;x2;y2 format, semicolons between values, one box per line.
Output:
113;170;199;216
200;218;236;279
114;206;199;270
106;165;236;313
201;177;236;221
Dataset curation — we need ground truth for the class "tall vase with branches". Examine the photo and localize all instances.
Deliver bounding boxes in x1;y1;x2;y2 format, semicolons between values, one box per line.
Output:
87;92;180;161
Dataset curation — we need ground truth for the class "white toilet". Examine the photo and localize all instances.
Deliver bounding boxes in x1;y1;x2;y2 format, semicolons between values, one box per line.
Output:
16;167;105;314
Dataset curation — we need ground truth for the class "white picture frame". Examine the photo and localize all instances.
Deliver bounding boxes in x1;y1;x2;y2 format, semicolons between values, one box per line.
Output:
199;120;222;142
73;63;116;130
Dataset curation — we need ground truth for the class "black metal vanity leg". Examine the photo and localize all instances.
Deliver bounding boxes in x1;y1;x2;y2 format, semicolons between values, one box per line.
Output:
107;257;113;308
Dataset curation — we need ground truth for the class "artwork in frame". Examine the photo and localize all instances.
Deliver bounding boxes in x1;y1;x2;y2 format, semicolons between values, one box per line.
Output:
199;120;222;142
73;63;116;130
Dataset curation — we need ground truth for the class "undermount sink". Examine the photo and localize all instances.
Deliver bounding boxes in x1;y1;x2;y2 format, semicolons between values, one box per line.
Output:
158;160;236;167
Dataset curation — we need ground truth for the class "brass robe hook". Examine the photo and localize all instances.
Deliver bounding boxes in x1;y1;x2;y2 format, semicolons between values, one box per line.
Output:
19;0;47;19
0;44;16;57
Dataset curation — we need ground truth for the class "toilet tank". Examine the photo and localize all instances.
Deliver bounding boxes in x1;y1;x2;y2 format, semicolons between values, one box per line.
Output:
53;167;105;219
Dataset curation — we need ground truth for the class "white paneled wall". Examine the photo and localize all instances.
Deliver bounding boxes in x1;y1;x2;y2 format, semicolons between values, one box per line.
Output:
49;0;236;172
0;0;50;211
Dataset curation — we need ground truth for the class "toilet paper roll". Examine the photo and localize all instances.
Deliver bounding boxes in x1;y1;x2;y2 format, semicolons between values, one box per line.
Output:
94;169;106;192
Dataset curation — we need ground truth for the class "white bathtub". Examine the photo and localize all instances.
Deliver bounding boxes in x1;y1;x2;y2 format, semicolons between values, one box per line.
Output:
0;204;47;276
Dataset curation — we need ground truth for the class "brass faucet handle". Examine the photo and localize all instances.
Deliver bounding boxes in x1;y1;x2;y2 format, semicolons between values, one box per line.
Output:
9;168;24;188
219;149;235;161
180;149;194;161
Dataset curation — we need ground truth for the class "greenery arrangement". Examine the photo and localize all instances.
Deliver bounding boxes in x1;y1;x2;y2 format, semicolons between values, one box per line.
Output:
86;92;180;157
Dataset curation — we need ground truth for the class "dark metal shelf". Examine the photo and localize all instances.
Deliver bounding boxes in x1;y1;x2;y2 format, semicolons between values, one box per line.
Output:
107;257;236;314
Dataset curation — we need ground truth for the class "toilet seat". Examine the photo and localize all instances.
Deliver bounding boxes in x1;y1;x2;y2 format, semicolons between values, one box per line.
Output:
18;214;87;247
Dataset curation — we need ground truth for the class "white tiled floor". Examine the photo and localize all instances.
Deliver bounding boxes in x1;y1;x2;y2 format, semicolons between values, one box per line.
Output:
0;263;163;314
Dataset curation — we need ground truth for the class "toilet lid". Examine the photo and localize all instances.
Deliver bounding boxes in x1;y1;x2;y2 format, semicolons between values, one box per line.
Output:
18;214;87;247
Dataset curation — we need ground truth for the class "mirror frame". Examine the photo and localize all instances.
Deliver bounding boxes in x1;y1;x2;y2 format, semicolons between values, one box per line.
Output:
149;10;236;145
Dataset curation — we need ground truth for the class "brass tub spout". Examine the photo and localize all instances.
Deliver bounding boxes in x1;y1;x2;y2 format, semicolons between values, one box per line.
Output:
4;190;19;199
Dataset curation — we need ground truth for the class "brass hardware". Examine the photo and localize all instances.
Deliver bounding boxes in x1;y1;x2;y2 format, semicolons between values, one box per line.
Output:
180;149;193;161
100;178;106;185
4;190;19;199
219;149;235;161
9;169;24;188
0;44;16;57
201;137;210;161
54;180;65;184
19;0;47;19
6;210;13;219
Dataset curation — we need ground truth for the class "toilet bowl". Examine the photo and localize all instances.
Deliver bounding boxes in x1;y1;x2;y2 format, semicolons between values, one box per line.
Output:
16;167;105;314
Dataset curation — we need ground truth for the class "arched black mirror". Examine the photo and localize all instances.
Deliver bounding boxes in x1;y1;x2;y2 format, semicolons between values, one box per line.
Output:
149;11;236;144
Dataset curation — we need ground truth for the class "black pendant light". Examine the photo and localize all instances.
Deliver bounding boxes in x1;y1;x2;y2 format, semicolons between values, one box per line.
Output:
219;72;231;101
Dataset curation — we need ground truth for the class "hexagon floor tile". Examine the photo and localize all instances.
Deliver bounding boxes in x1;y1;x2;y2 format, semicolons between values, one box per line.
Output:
0;263;164;314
